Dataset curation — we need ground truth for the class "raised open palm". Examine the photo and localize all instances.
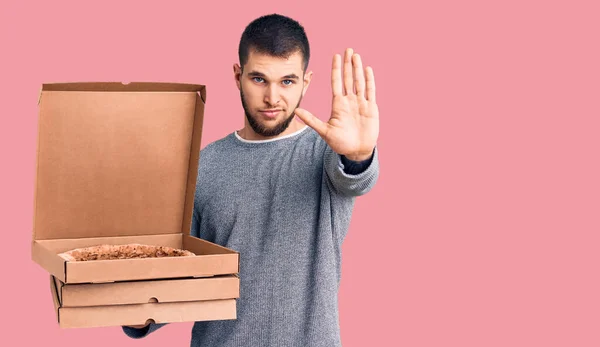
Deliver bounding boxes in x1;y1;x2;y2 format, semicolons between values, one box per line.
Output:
295;48;379;161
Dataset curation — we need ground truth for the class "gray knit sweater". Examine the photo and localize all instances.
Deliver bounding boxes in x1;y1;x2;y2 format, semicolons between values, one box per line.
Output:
123;126;379;346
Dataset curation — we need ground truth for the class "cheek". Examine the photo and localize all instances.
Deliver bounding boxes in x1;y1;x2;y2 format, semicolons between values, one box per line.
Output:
241;83;262;102
282;88;301;106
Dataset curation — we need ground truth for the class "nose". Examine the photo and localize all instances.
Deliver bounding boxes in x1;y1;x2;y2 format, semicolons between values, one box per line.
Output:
264;84;280;106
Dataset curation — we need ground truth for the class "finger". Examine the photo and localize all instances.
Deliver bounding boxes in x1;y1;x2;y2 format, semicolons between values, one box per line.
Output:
294;108;329;138
343;48;354;95
365;66;376;102
353;53;365;98
331;54;343;96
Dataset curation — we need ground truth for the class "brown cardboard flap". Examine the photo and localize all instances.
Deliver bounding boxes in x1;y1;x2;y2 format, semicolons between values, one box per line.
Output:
34;241;66;282
34;87;204;240
183;235;239;255
54;276;63;304
57;275;240;307
51;275;61;323
182;94;205;235
58;299;236;329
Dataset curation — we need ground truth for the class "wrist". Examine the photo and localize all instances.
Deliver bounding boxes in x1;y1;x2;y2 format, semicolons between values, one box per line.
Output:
345;149;374;162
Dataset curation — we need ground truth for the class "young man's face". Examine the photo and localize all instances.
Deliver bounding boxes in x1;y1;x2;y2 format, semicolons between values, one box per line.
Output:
234;49;312;138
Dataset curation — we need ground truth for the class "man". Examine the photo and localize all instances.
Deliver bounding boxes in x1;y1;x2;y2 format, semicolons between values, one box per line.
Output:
123;13;379;346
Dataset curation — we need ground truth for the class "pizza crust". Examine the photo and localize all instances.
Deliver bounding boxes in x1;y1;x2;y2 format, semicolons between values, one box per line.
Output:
58;244;196;262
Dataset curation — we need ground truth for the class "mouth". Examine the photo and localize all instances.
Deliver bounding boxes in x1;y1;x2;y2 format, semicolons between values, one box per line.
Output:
259;109;282;118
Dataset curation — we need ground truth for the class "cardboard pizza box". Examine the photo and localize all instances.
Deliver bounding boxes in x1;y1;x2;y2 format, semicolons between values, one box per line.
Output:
51;275;237;328
31;82;239;284
53;274;240;307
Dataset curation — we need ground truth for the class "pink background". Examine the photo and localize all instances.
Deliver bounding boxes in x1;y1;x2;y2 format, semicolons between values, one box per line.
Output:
1;0;599;346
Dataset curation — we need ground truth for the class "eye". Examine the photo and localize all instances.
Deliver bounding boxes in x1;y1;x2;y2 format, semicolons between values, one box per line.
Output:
282;80;294;86
252;77;265;83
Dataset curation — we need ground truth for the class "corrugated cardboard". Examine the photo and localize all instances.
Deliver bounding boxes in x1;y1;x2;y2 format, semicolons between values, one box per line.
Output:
51;276;237;328
31;82;240;284
53;274;240;307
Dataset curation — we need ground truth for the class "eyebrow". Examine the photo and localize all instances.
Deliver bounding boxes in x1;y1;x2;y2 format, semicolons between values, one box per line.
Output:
247;71;300;80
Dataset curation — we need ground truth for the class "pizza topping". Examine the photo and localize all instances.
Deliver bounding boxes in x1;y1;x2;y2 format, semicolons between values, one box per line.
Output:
58;244;196;261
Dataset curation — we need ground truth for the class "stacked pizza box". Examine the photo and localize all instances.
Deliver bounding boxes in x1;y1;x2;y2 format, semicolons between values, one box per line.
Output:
31;82;240;328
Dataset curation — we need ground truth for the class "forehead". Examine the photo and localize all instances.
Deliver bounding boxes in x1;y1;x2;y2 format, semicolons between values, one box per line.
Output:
244;50;304;77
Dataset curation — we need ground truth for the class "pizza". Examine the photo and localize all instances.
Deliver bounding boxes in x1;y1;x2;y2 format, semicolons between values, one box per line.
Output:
58;244;196;261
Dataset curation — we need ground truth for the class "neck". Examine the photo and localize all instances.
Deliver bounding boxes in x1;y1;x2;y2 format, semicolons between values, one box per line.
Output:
237;118;306;141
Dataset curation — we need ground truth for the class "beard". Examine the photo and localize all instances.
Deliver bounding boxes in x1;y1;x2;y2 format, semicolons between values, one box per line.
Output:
240;87;303;137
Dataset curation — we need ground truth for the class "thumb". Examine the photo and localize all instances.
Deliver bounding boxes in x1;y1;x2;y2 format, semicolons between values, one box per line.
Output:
294;108;329;138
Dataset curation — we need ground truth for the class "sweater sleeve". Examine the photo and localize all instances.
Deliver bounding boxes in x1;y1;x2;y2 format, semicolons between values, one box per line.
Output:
324;146;379;197
340;151;374;175
122;322;167;339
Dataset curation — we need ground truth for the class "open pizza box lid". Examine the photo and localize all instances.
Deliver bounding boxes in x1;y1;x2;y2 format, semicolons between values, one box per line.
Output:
31;82;239;284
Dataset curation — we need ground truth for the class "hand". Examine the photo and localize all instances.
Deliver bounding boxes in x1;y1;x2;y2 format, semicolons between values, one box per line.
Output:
295;48;379;161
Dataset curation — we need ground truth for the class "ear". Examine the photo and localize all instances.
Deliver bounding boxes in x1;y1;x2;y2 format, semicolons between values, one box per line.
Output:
233;63;242;90
302;70;313;97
